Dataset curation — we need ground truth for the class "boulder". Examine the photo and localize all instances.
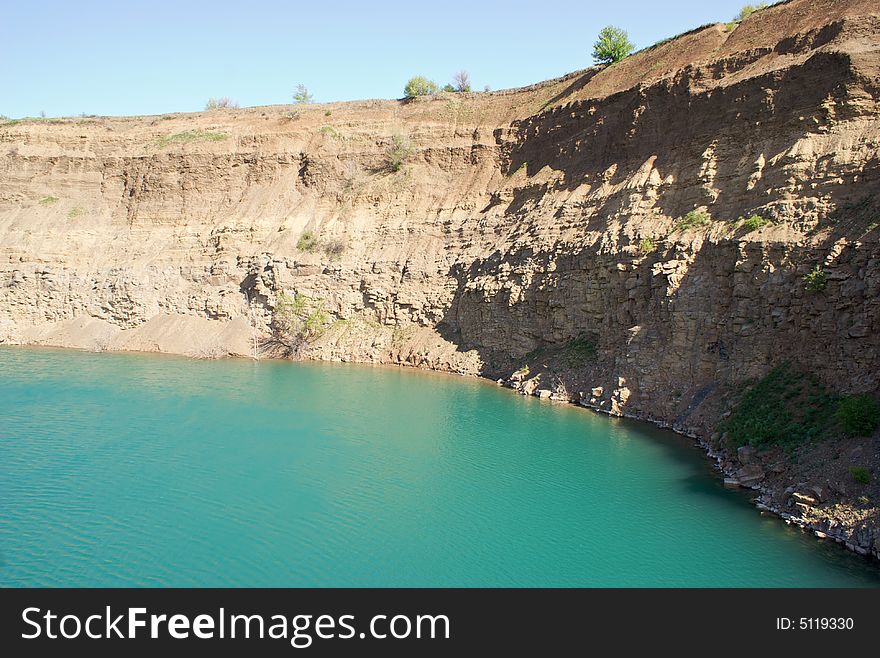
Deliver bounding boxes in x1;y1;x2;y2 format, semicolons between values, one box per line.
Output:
735;464;765;487
736;445;757;464
536;389;552;399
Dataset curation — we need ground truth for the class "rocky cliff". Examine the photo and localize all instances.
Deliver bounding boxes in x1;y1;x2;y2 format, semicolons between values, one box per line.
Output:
2;0;879;558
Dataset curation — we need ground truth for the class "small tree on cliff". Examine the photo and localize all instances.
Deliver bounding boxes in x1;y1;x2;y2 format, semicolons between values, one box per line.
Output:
452;70;471;92
293;84;314;104
404;76;438;99
272;292;329;357
592;26;634;65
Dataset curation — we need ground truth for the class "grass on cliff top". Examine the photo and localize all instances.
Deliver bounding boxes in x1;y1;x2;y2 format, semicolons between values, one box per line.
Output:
156;130;229;148
721;364;838;450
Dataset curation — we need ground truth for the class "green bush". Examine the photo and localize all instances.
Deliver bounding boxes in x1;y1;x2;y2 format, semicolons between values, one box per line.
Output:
850;467;871;485
720;364;837;449
639;237;656;254
741;214;770;232
673;210;711;232
404;76;438;98
293;84;313;104
735;3;768;22
296;231;320;252
592;26;634;65
273;292;329;350
39;196;59;205
442;84;456;93
837;395;880;436
803;264;827;293
385;134;411;172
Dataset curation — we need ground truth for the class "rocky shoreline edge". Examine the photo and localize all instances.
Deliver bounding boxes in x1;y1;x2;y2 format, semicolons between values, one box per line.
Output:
497;375;880;563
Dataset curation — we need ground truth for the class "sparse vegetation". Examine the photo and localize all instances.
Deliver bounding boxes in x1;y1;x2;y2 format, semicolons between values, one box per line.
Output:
562;332;598;365
727;3;770;30
452;70;471;93
740;214;770;233
39;196;59;205
836;394;880;437
639;237;657;254
673;210;711;232
273;292;330;353
293;84;314;104
850;467;871;485
68;207;84;219
204;97;239;110
404;76;439;99
442;84;456;93
720;364;838;450
323;238;346;259
319;126;340;139
324;110;332;116
735;3;769;22
592;26;634;65
803;264;827;293
296;231;320;252
156;130;229;148
384;133;411;172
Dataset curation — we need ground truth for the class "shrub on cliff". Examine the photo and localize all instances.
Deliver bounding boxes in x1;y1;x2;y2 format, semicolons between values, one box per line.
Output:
404;76;438;98
592;26;634;65
735;3;768;22
273;292;330;355
720;364;837;449
384;134;411;172
740;214;770;233
803;265;827;293
639;237;657;254
293;84;314;104
452;70;471;93
850;467;871;485
673;210;711;232
296;231;320;252
204;97;239;110
837;395;880;437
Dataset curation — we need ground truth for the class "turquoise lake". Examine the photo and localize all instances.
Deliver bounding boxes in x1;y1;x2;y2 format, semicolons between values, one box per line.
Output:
0;347;878;587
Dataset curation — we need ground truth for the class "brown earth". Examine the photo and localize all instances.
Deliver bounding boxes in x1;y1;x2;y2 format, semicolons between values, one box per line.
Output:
1;0;879;559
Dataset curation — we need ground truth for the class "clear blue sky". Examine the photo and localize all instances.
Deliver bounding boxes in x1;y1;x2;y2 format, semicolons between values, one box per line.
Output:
2;0;753;117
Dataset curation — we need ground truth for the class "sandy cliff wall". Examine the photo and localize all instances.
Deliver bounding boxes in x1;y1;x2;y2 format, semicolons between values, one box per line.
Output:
1;0;879;554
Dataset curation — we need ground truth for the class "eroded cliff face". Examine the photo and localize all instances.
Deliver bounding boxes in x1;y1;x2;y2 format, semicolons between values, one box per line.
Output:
2;0;879;555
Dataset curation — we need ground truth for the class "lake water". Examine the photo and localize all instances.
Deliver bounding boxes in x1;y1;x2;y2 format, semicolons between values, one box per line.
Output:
0;347;878;587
